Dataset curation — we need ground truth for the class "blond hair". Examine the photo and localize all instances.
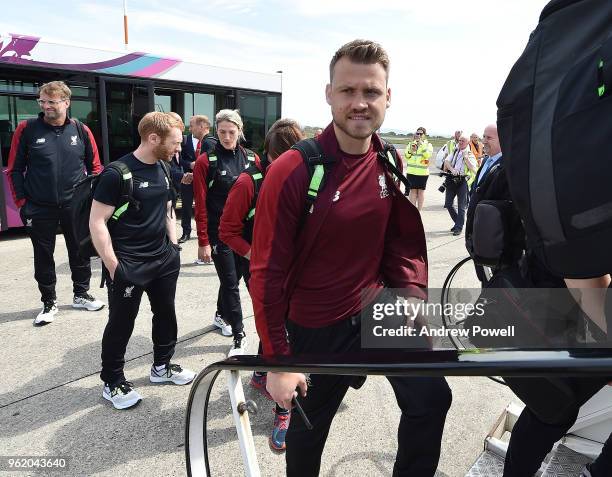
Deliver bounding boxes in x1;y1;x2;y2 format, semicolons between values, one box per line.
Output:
216;109;245;141
39;81;71;99
138;112;185;141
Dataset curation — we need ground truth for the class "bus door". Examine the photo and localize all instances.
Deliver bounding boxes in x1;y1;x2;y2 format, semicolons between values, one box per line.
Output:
99;77;154;165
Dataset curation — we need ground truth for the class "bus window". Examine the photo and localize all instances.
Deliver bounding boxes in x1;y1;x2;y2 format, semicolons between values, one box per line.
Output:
266;95;280;131
154;93;172;113
239;93;265;152
184;93;194;126
70;98;101;151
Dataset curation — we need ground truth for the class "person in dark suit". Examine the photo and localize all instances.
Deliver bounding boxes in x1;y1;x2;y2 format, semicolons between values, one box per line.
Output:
179;115;217;243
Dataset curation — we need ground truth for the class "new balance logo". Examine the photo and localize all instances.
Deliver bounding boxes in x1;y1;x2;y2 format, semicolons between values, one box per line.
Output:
124;286;135;298
70;135;78;146
36;138;45;144
138;182;149;189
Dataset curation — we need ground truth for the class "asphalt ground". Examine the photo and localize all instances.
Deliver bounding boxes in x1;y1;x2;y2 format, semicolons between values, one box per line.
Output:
0;172;519;477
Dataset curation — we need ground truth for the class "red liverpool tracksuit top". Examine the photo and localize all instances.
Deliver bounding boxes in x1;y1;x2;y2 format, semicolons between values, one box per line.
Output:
249;125;428;356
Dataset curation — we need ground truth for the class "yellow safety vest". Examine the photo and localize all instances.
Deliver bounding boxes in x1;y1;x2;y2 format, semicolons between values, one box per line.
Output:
404;140;433;176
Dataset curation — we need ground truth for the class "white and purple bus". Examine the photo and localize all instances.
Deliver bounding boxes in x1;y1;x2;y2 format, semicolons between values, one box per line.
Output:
0;33;282;230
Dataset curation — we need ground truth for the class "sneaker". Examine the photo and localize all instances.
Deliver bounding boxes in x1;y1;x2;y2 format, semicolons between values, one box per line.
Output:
250;372;272;400
579;464;593;477
228;332;247;357
269;409;291;452
102;381;142;410
34;300;58;326
452;228;462;236
150;363;196;385
73;293;105;311
213;312;232;336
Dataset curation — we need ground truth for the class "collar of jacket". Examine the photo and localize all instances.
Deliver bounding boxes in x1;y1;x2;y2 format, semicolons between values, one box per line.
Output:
317;122;385;158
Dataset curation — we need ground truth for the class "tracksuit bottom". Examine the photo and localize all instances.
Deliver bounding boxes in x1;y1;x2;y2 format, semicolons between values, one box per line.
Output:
210;239;245;337
284;317;452;477
100;244;180;386
503;376;612;477
20;203;91;302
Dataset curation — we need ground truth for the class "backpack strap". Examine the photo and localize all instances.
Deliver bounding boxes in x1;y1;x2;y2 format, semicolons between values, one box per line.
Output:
107;161;137;222
291;138;335;215
207;153;218;188
244;165;264;221
378;140;412;191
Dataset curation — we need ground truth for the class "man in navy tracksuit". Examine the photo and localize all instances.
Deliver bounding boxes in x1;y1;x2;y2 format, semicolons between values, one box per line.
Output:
7;81;105;325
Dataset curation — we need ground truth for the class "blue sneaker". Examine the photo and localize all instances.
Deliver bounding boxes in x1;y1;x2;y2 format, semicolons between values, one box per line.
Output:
269;409;291;452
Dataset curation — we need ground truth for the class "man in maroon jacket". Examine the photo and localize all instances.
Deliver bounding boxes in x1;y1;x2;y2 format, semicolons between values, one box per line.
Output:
250;40;451;476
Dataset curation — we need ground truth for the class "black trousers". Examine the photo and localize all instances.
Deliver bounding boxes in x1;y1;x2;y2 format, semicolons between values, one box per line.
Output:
180;183;193;235
20;203;91;302
100;245;180;386
211;239;244;337
503;376;612;477
285;318;452;477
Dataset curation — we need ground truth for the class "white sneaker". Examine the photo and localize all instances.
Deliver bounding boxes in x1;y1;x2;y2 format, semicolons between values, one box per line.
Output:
34;300;58;326
150;363;196;385
228;333;247;357
73;293;105;311
102;381;142;410
213;313;232;336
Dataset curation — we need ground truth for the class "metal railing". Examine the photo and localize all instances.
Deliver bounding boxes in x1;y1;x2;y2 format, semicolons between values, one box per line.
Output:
184;349;612;476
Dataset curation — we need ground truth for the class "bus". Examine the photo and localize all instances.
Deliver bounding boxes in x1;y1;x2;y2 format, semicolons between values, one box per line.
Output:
0;33;282;231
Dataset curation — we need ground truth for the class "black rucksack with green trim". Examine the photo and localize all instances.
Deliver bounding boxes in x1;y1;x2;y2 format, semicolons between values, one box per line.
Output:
291;137;410;216
71;160;173;260
497;0;612;278
71;161;136;259
206;146;256;190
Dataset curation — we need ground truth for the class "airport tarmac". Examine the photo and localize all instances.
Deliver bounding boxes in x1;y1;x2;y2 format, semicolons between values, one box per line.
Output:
0;172;519;476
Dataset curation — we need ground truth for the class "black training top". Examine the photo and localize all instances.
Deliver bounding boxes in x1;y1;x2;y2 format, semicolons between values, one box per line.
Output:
94;153;172;260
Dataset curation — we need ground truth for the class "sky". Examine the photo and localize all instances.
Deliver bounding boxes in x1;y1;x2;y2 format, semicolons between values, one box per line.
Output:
1;0;551;136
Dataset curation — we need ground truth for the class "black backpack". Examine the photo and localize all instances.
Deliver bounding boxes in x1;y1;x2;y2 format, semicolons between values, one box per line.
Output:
206;146;256;189
71;161;135;259
497;0;612;278
71;160;173;259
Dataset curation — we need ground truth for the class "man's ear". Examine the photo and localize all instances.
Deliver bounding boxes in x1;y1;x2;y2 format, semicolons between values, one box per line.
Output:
325;84;332;106
386;87;391;109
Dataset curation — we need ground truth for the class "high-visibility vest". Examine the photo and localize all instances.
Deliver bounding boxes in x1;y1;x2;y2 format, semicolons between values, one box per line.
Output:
404;140;433;176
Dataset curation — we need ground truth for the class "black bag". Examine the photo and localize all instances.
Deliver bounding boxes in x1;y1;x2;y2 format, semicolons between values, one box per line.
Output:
71;161;134;259
468;199;517;268
497;0;612;278
462;264;583;349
